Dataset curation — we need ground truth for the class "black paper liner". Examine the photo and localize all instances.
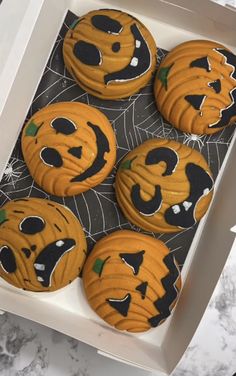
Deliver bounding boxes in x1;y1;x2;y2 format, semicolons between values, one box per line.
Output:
0;10;235;268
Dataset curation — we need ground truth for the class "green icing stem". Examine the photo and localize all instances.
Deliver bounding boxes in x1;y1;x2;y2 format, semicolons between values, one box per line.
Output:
157;63;174;90
120;156;137;170
70;18;81;30
93;256;110;277
0;209;7;225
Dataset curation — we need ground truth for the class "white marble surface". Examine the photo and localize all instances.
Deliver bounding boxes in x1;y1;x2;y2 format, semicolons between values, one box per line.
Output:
1;242;236;376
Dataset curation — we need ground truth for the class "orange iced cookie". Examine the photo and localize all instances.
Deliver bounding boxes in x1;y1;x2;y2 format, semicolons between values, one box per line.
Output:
154;40;236;134
83;230;181;332
0;198;87;292
63;9;157;99
21;102;116;197
115;138;214;233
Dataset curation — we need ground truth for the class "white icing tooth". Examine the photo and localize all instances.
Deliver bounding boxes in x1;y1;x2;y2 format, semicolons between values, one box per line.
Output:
34;263;45;271
172;205;181;214
183;201;192;211
37;276;44;282
130;57;138;67
136;40;141;48
203;188;210;195
56;240;64;247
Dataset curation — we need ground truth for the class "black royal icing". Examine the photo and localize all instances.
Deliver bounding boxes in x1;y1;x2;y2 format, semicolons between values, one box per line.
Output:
214;48;236;80
112;42;121;53
135;281;148;299
91;15;123;34
119;251;145;275
164;163;213;229
34;238;76;287
0;246;17;273
71;122;110;182
148;254;180;327
131;147;179;216
107;293;131;317
19;216;45;235
73;41;102;66
208;79;221;94
40;147;63;168
185;94;206;111
68;146;82;159
209;87;236;128
104;23;151;85
190;56;211;72
51;117;77;135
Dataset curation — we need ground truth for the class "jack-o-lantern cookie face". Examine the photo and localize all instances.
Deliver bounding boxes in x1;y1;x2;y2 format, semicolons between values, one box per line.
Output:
0;198;87;292
83;230;181;332
154;40;236;135
21;102;116;197
63;9;157;99
115;139;214;233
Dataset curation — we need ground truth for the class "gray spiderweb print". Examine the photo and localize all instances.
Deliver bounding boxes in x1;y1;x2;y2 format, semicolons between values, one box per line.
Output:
0;10;235;268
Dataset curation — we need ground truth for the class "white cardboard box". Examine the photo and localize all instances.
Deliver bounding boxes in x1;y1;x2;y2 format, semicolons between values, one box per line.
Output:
0;0;236;374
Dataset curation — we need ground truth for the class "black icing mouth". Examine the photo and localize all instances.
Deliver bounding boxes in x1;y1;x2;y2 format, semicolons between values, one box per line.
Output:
34;238;76;288
71;122;110;183
104;23;151;85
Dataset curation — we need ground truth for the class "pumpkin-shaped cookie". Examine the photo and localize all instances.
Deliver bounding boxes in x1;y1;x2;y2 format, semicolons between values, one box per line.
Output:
115;139;214;233
21;102;116;197
154;40;236;135
83;230;181;332
0;198;87;292
63;9;157;99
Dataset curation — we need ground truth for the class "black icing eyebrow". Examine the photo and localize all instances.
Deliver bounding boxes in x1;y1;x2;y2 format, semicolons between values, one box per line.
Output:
91;14;123;34
73;41;102;66
145;147;179;176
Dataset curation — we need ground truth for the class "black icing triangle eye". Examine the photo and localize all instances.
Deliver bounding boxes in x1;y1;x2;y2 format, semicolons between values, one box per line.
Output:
73;41;102;66
0;245;17;273
40;147;63;168
51;117;77;135
190;56;211;72
107;293;131;317
185;94;206;111
91;15;123;34
19;216;45;235
119;251;145;275
68;146;82;159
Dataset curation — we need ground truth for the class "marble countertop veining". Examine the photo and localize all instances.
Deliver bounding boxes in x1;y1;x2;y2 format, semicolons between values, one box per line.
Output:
1;242;236;376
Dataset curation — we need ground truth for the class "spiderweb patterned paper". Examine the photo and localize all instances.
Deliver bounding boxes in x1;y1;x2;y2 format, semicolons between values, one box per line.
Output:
0;10;235;268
